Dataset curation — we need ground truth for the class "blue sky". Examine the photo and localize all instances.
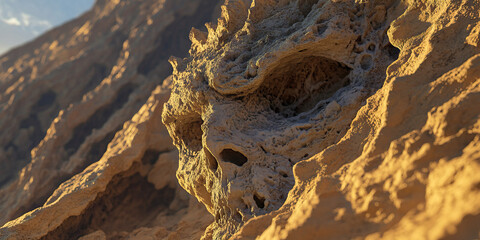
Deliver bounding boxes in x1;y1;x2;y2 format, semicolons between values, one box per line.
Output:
0;0;95;54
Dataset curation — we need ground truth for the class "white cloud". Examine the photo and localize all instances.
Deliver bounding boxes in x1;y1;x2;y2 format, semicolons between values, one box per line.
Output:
2;17;20;26
20;12;31;26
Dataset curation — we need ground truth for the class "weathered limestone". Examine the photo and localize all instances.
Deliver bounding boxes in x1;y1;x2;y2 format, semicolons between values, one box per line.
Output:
162;0;401;238
1;0;479;239
163;0;480;239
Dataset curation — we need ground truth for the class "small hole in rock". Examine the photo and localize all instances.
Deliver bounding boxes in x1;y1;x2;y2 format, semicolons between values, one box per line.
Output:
360;54;373;70
176;118;203;151
220;149;248;167
253;193;265;209
260;56;351;118
356;36;363;45
384;43;400;60
204;148;219;171
367;43;376;52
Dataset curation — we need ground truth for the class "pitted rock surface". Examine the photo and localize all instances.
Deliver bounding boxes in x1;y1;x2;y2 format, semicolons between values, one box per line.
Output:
0;0;219;238
162;0;401;237
0;0;479;239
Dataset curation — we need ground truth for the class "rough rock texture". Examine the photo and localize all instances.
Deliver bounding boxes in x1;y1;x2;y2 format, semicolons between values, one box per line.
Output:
162;0;400;237
0;0;219;238
1;81;212;239
1;0;480;239
162;0;480;239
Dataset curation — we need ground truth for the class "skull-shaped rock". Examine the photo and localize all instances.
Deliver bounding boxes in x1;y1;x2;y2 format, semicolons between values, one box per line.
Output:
162;0;399;238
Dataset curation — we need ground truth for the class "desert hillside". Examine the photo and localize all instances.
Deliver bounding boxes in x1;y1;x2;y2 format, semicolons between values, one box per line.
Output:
0;0;479;239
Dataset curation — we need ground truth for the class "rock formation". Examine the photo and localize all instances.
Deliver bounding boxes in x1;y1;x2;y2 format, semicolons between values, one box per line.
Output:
0;0;219;238
1;0;480;239
163;0;400;237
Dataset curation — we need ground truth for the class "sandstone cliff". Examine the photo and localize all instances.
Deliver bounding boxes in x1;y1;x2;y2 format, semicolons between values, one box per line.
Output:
1;0;480;239
0;0;219;238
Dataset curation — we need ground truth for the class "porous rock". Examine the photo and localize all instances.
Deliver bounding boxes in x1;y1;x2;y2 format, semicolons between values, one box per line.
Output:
0;0;479;239
163;0;480;239
163;0;400;237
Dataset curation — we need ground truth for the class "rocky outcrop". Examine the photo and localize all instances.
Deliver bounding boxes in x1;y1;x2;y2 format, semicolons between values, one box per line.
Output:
0;0;219;238
1;0;480;239
163;0;480;239
162;0;400;237
1;81;212;239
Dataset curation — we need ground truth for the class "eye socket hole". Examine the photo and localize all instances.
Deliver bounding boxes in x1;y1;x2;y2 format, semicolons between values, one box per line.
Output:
260;56;351;118
174;118;203;151
220;149;248;166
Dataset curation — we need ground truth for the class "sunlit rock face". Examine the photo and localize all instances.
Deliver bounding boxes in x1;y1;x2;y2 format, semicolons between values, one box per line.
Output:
0;0;221;238
163;0;480;239
162;0;401;237
1;0;479;239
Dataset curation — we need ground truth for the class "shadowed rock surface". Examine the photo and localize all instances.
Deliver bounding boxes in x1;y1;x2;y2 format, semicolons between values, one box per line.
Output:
1;0;480;239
